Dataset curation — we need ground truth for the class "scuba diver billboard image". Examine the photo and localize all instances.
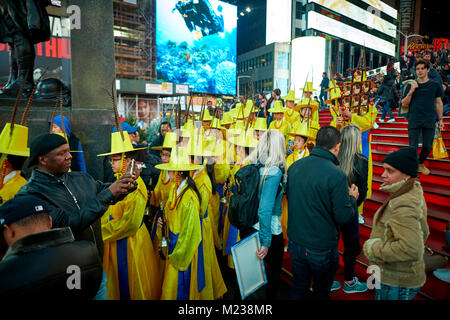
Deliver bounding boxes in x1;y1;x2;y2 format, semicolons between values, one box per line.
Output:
156;0;237;95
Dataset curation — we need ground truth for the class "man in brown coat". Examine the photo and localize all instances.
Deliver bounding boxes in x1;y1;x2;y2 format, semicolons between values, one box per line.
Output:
363;146;429;300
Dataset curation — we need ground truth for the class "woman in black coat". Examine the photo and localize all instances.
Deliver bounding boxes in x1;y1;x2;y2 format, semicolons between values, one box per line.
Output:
331;123;369;294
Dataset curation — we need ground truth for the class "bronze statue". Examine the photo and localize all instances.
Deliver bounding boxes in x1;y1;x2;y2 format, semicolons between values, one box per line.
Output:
0;0;51;96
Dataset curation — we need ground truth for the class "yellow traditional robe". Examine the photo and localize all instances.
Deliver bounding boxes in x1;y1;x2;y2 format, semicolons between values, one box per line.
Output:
284;108;300;127
281;148;310;243
268;118;292;138
211;163;230;249
222;160;250;269
161;182;202;300
102;176;161;300
149;170;173;283
192;168;227;300
0;171;27;205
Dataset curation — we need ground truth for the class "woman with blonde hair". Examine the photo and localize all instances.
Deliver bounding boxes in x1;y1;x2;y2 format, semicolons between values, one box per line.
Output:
331;123;368;294
246;129;286;300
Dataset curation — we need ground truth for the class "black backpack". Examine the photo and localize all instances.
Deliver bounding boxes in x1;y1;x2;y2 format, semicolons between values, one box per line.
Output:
228;163;263;231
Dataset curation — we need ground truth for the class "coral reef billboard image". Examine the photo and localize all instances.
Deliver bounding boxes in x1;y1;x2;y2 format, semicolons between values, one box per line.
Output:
156;0;237;95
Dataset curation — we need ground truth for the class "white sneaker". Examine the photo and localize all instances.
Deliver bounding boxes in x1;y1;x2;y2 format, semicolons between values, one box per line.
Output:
387;118;395;123
358;215;365;224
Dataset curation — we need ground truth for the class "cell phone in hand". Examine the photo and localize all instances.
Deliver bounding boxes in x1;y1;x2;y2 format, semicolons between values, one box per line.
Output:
126;159;136;178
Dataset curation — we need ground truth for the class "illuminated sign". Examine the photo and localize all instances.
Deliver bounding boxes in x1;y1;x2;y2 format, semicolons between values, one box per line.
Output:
266;0;292;45
308;0;397;38
361;0;397;19
290;36;326;98
156;0;237;95
307;11;396;56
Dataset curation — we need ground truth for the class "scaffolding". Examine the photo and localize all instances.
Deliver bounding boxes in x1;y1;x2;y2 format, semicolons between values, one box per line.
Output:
113;0;156;80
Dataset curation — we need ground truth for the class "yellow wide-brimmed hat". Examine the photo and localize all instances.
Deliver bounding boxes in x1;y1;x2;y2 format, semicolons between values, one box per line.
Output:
253;117;267;131
267;100;286;113
201;110;213;122
230;103;251;119
151;131;178;150
282;90;298;102
324;87;342;104
228;119;246;137
301;82;316;92
221;112;234;126
210;117;227;133
189;134;217;157
97;131;145;156
230;128;258;148
0;123;30;157
155;146;202;171
294;98;319;113
287;121;313;140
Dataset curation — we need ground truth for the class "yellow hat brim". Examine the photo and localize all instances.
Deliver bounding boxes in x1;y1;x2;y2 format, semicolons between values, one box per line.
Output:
155;162;202;171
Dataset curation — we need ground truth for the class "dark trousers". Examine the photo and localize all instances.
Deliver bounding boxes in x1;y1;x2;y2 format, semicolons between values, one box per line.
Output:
408;125;435;164
341;213;361;281
288;241;339;300
264;233;284;300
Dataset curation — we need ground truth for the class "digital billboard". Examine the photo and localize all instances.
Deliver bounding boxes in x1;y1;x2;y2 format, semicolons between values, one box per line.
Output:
308;0;397;38
290;36;326;98
307;11;396;56
156;0;237;95
266;0;292;45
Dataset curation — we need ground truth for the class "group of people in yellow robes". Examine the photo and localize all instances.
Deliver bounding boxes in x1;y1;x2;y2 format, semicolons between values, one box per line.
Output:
0;68;378;301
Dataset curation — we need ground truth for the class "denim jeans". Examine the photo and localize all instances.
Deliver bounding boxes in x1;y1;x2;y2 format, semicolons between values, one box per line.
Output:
375;283;420;300
319;89;328;109
341;213;361;281
381;101;394;120
288;241;339;300
93;270;108;300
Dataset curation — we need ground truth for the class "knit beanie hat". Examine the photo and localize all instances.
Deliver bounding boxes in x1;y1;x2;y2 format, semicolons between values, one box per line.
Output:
382;146;418;178
28;133;68;167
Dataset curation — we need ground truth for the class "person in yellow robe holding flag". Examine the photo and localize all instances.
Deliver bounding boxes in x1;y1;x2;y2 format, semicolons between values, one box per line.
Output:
99;129;161;300
189;135;227;300
0;122;29;205
155;147;204;300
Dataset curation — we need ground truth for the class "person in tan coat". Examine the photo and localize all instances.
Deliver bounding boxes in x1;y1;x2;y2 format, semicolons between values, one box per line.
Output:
363;146;429;300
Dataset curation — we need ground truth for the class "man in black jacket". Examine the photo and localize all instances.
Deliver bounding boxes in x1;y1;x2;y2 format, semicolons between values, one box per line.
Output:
16;133;135;298
287;126;359;300
0;194;102;298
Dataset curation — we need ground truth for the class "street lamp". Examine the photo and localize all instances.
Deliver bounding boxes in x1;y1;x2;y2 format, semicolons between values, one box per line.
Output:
237;75;251;98
390;28;423;57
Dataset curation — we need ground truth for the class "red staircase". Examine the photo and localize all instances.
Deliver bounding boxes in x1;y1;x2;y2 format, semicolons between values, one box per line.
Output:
281;108;450;300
